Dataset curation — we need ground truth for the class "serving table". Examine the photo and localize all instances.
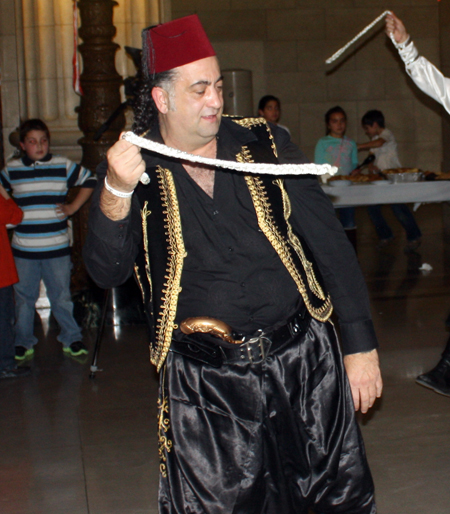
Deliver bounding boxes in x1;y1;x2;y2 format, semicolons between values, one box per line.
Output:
322;181;450;208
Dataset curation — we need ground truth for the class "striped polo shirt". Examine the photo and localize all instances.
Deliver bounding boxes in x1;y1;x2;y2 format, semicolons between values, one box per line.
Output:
0;153;96;259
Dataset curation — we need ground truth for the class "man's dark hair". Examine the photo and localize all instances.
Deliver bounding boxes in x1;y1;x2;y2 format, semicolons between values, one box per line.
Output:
324;106;346;135
132;69;178;135
19;119;50;142
258;95;280;112
361;110;385;128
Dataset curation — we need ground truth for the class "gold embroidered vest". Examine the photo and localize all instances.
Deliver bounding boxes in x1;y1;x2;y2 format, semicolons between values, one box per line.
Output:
133;118;333;371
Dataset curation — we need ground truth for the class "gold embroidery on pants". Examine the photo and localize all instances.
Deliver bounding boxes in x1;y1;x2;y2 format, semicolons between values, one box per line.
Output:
157;366;172;478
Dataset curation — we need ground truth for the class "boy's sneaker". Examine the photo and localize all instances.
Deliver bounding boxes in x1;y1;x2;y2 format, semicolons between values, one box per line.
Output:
63;342;88;357
15;346;35;361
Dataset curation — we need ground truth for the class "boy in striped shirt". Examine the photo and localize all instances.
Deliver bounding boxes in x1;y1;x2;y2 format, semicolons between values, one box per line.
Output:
0;119;96;359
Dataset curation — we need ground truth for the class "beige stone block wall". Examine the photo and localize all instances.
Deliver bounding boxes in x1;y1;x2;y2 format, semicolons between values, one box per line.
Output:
1;0;445;171
212;41;265;117
172;0;443;170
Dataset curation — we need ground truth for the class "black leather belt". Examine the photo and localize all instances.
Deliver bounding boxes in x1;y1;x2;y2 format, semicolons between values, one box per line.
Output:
170;308;311;367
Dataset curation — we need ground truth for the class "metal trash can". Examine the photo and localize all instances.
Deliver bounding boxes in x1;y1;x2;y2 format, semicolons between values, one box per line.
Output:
222;69;254;117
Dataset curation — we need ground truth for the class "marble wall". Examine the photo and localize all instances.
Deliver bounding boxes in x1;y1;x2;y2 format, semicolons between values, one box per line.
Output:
172;0;445;171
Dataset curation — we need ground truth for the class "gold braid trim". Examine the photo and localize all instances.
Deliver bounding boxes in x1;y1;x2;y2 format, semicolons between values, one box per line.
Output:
238;147;333;323
151;166;186;371
274;179;327;301
232;117;278;158
157;365;172;478
134;264;145;303
137;201;152;304
232;116;266;129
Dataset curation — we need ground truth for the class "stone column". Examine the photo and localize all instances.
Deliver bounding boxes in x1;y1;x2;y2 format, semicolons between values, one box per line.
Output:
76;0;125;171
73;0;126;290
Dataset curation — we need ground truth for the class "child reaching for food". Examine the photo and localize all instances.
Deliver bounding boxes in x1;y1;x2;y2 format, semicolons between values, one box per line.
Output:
357;109;422;252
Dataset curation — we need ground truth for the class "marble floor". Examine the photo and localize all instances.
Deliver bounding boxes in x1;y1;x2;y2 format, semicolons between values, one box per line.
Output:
1;203;450;514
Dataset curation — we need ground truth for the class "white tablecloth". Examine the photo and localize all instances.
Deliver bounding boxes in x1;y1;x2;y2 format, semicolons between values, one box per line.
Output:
322;181;450;207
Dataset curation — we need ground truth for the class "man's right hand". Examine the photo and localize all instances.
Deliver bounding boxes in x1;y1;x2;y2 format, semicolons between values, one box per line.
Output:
385;12;409;45
106;137;146;194
100;137;146;222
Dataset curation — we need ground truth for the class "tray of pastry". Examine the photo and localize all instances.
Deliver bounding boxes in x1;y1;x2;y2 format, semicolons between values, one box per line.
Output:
328;174;385;184
383;168;422;183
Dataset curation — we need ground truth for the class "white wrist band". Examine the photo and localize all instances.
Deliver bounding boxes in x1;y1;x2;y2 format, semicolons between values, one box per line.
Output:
389;33;411;50
104;176;134;198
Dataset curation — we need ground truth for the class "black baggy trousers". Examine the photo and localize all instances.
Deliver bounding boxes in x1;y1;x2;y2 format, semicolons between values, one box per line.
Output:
158;318;376;514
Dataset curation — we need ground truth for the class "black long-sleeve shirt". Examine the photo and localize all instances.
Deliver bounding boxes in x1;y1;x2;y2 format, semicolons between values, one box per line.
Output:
83;120;378;355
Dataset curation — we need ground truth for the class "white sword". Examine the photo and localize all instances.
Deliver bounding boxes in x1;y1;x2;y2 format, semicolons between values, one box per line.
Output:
121;131;338;185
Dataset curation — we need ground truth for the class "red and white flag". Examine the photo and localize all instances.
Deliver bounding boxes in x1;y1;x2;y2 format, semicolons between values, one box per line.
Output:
72;0;83;96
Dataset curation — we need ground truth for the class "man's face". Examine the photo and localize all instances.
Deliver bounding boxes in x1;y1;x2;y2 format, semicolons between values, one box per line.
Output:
20;130;49;161
259;100;280;124
159;56;224;151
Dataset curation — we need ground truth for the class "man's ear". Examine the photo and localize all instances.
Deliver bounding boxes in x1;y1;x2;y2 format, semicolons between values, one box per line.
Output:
19;142;25;151
152;86;170;114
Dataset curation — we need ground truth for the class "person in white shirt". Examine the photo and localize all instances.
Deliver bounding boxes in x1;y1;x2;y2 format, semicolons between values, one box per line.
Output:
357;109;422;252
386;12;450;115
386;12;450;398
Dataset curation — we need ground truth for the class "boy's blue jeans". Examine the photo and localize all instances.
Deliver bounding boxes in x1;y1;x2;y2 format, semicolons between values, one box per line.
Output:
367;204;421;242
14;256;82;349
0;285;16;370
336;207;356;230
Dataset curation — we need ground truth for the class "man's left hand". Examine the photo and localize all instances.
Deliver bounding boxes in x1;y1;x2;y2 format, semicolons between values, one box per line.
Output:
343;349;383;413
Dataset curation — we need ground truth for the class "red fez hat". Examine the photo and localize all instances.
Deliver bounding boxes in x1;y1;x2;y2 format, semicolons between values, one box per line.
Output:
142;15;216;77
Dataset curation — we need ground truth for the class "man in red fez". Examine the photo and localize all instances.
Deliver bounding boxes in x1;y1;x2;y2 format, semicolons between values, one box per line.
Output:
84;14;382;514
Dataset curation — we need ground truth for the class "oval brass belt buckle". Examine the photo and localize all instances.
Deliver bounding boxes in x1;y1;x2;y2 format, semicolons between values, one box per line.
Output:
180;316;243;344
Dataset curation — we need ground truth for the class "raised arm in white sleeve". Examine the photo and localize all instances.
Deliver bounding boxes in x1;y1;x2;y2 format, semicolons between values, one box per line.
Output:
396;38;450;115
386;12;450;115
